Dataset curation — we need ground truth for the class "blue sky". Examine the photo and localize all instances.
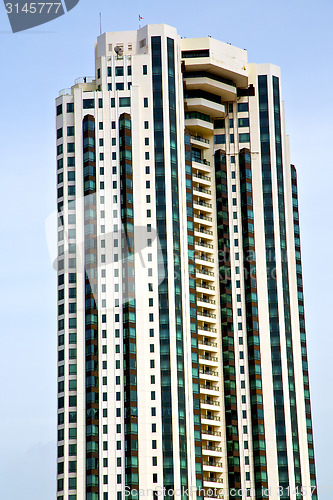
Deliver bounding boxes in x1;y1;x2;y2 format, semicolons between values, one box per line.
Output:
0;1;331;498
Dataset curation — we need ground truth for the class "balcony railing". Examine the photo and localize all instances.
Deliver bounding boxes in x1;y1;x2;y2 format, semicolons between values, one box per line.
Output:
198;311;216;319
197;283;215;290
200;339;217;347
202;414;221;421
75;76;95;84
201;399;220;406
199;354;218;362
197;297;215;305
191;135;210;144
193;171;211;182
196;267;214;276
194;186;212;195
200;384;219;392
196;254;214;263
200;368;219;376
202;429;222;437
198;325;217;333
202;460;223;467
203;445;222;452
194;213;212;222
195;241;213;249
192;157;211;166
194;199;212;209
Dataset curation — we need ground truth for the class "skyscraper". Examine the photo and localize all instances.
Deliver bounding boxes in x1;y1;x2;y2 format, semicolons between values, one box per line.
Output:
55;24;317;500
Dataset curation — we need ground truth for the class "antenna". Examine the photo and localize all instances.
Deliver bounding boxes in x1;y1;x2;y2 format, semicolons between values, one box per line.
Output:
99;13;102;35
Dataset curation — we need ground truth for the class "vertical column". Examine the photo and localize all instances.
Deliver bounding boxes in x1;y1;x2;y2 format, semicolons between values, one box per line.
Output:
290;165;317;500
258;74;289;498
184;131;203;494
151;34;174;496
215;149;241;496
82;114;99;500
239;148;268;498
272;77;302;497
119;113;139;498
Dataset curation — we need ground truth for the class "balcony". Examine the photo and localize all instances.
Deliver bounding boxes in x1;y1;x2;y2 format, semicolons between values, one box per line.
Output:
193;171;211;182
197;297;216;307
190;135;210;149
193;199;212;209
199;353;218;363
201;398;220;407
194;213;213;223
200;368;219;377
202;444;222;453
185;97;225;118
202;459;223;468
196;256;214;267
200;339;217;347
202;414;221;422
185;112;213;134
197;325;217;333
196;267;214;277
184;72;237;102
194;229;214;241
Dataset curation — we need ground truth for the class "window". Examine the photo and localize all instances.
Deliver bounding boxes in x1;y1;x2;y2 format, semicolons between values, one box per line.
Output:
143;65;147;75
146;180;150;188
238;117;249;127
145;137;149;146
116;83;124;91
214;134;225;144
68;171;75;182
107;66;111;77
111;98;115;107
99;122;103;130
69;444;77;456
127;65;132;75
67;143;75;153
150;360;155;368
119;97;130;107
237;102;249;112
67;126;74;136
83;99;95;109
69;461;77;473
115;66;124;76
56;104;62;116
57;128;63;139
239;133;250;143
67;103;74;113
144;97;148;107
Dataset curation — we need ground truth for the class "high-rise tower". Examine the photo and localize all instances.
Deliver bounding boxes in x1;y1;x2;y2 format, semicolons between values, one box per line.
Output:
55;24;317;500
